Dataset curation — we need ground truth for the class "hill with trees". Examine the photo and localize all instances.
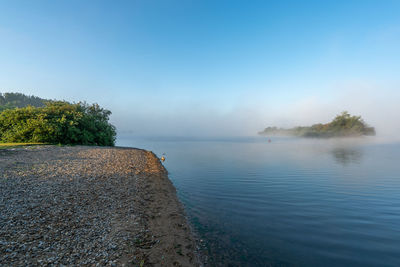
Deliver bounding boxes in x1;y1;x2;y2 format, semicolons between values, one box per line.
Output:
259;112;376;138
0;93;116;146
0;92;47;112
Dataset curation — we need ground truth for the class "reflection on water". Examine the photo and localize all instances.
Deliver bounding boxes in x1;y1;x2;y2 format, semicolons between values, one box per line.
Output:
118;136;400;267
331;147;363;165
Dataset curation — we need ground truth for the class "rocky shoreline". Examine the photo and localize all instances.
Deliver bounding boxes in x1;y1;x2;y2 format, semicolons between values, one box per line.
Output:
0;146;199;266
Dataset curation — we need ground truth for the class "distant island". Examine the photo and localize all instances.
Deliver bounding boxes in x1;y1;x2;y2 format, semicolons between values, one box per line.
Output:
258;111;376;138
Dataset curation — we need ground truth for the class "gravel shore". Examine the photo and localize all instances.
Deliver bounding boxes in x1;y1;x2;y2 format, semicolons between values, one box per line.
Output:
0;146;199;266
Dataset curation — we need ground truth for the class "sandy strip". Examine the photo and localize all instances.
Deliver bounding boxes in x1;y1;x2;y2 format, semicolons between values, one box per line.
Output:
0;146;199;266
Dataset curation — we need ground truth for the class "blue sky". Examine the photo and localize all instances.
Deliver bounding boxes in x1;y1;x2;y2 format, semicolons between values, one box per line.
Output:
1;0;399;137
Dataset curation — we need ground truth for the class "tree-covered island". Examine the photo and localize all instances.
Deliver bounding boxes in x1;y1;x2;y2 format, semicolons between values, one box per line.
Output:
259;111;376;138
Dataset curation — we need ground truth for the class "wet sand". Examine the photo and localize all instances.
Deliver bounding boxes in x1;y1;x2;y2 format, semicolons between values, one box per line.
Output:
0;146;199;266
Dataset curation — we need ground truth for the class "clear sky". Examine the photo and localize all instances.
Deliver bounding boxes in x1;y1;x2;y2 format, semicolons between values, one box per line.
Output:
1;0;399;137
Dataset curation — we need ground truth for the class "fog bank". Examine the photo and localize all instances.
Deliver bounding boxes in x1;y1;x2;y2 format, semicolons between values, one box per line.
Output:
111;82;400;142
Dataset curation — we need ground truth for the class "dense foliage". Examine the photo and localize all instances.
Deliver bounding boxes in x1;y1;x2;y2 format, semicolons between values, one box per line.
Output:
0;101;116;146
0;92;46;112
259;112;376;138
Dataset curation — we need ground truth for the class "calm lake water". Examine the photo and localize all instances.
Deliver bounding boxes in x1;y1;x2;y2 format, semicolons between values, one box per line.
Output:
117;136;400;266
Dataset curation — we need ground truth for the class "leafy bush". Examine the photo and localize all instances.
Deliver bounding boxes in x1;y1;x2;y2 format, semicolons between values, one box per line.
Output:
0;101;116;146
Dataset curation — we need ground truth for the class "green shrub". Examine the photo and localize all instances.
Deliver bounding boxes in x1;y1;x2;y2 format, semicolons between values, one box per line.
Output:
0;101;116;146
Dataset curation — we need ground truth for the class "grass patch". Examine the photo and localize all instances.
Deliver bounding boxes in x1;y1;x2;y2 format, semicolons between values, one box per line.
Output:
0;143;45;149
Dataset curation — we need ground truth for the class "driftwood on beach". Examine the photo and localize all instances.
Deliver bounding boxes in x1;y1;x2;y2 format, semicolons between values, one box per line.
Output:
0;146;199;266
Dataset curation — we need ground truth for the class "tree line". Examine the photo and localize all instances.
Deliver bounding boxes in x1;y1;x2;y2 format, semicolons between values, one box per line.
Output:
0;92;46;112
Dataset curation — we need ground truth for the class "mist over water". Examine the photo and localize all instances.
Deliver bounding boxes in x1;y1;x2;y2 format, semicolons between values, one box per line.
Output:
118;136;400;266
113;83;400;142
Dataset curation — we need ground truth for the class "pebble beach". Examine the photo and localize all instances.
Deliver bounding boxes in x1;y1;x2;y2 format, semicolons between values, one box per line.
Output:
0;146;199;266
